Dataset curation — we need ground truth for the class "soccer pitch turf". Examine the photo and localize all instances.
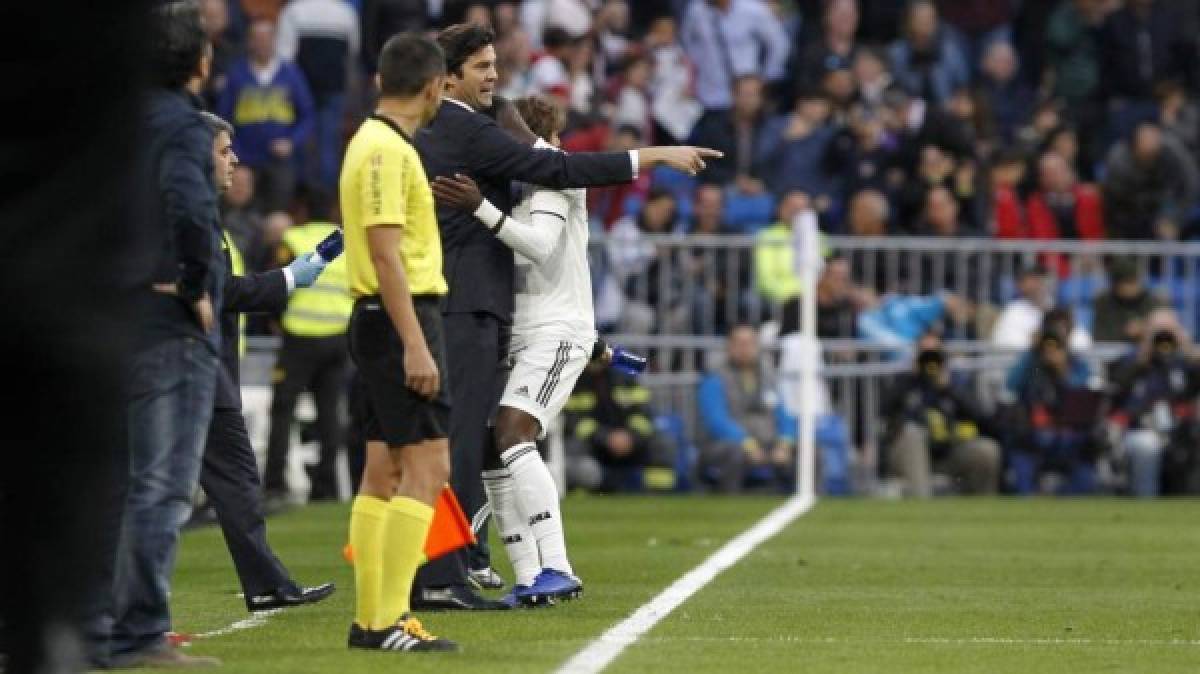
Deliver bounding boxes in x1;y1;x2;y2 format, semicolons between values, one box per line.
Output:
169;497;1200;673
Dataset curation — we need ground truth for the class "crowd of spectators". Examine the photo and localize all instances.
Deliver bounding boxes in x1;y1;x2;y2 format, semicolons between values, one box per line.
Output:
200;0;1200;496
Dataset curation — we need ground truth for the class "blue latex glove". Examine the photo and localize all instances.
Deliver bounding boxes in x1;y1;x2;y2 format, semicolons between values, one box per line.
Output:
287;252;326;288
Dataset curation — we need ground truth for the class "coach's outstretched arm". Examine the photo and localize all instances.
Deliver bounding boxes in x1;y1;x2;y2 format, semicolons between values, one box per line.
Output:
432;173;565;266
467;112;721;189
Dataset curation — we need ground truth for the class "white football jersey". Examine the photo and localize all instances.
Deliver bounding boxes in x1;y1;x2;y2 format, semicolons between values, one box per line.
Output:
507;184;595;344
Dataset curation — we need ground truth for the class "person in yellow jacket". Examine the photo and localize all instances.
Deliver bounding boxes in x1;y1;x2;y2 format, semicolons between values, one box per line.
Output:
264;189;353;502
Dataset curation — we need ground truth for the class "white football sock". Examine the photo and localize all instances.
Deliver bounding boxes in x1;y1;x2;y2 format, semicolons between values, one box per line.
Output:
501;442;573;575
482;468;539;587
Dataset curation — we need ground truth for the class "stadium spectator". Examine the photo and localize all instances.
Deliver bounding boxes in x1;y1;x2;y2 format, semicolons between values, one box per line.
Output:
566;33;598;117
785;0;860;101
563;359;665;492
1092;260;1164;344
1021;151;1105;245
687;184;752;334
276;0;360;191
697;324;798;492
360;0;430;74
1006;330;1099;495
1157;80;1200;157
200;0;236;108
857;292;967;349
593;0;634;76
754;190;811;305
825;106;899;207
976;41;1034;145
611;54;654;142
882;343;1001;497
587;125;651;229
221;165;265;268
990;149;1028;238
1106;311;1200;497
645;14;704;143
934;0;1014;72
529;26;576;105
687;75;769;192
851;48;893;112
608;188;678;292
679;0;790;111
992;264;1092;352
1100;0;1187;142
916;184;970;237
887;0;969;106
757;92;837;206
882;87;973;189
217;18;315;211
845;188;890;237
1102;122;1200;240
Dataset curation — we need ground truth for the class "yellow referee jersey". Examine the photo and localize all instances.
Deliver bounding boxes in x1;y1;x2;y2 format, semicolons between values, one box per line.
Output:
340;115;447;298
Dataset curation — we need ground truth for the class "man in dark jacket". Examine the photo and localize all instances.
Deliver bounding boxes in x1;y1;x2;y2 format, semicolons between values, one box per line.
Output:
883;345;1000;497
196;112;336;613
110;2;224;667
1092;259;1164;343
411;23;718;609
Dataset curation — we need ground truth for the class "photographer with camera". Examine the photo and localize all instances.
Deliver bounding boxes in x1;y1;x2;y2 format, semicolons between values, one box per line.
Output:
1107;310;1200;497
882;335;1000;497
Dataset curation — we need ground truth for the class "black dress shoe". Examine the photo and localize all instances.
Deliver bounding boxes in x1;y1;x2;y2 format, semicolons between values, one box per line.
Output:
410;584;511;611
247;582;336;611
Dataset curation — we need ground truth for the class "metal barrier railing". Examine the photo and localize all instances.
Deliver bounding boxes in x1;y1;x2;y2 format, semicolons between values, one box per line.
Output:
593;234;1200;337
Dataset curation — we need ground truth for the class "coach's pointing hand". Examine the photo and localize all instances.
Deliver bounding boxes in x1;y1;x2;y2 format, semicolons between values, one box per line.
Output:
636;146;723;176
432;173;483;212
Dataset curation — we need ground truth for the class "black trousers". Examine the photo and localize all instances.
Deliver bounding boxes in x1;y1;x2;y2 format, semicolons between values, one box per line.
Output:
264;333;348;498
413;311;506;590
201;406;298;602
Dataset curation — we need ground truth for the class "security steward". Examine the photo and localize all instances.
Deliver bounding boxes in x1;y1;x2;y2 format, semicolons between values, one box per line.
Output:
264;190;353;502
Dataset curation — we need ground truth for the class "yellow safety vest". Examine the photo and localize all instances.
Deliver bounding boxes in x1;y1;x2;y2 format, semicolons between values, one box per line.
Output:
222;230;247;357
281;222;353;338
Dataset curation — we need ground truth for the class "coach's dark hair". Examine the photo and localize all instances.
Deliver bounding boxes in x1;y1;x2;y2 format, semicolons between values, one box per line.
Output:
378;32;446;98
150;0;209;90
513;95;565;141
197;111;233;137
436;23;496;78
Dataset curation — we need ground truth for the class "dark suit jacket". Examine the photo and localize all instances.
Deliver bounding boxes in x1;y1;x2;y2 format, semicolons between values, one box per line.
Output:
414;100;634;322
215;250;288;410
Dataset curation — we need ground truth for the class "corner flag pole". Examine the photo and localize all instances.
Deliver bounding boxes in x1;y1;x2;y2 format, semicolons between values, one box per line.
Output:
793;209;822;500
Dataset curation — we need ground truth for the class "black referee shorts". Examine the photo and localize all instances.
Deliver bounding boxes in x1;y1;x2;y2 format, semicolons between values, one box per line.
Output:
348;295;450;447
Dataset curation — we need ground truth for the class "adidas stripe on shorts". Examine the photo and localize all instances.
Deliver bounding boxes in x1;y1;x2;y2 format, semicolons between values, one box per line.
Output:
500;338;593;439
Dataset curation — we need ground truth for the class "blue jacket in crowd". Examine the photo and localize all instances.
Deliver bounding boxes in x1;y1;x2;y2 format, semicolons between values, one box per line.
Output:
857;295;947;348
697;373;797;445
216;58;314;169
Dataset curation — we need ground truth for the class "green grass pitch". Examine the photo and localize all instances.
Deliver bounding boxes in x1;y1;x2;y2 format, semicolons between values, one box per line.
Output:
165;497;1200;673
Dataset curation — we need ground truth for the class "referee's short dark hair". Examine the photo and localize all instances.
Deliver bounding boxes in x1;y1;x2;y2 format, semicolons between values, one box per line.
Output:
198;111;233;137
378;32;446;98
437;23;495;78
150;0;209;90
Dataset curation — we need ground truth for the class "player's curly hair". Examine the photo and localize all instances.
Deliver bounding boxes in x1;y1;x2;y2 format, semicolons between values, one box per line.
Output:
513;95;565;142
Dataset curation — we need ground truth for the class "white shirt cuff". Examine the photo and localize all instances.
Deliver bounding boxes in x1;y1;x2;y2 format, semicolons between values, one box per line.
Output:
473;199;505;229
282;267;296;293
628;149;639;179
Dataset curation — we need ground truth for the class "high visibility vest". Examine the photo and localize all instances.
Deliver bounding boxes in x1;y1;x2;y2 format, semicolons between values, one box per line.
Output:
222;230;248;357
281;222;352;338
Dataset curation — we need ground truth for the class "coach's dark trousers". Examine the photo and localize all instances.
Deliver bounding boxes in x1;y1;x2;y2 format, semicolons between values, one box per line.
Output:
413;311;506;591
201;406;299;603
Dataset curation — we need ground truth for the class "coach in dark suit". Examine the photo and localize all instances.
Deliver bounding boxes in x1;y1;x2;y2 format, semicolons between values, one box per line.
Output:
409;24;718;610
198;112;335;611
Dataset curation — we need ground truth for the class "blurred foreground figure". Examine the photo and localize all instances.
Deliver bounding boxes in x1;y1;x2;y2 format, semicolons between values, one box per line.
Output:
0;3;148;673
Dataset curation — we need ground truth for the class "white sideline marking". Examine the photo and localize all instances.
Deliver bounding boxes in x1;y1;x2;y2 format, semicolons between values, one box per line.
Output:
556;494;816;674
649;636;1200;647
194;609;283;639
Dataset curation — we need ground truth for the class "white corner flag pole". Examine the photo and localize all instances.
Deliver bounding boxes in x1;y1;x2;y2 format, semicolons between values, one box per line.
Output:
793;209;822;500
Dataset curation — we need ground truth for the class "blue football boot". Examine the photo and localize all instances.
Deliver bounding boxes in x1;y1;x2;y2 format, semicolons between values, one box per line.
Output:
514;569;583;606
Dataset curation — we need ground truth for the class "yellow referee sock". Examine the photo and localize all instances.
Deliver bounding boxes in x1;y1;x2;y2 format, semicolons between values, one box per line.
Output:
349;495;388;630
377;496;434;627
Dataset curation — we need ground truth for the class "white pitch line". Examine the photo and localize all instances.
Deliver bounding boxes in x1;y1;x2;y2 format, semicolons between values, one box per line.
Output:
194;608;283;639
556;494;817;674
640;636;1200;647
